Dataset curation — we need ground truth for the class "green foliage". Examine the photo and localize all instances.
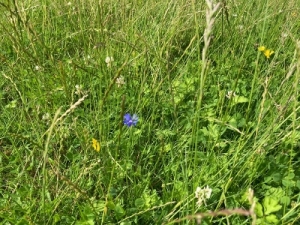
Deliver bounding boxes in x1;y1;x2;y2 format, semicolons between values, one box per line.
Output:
1;0;300;224
255;196;282;224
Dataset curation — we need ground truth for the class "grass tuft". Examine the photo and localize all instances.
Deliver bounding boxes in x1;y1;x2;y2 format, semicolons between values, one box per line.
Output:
1;0;300;224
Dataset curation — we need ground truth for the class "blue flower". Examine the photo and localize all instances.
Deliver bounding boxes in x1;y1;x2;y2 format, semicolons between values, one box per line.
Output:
124;113;138;127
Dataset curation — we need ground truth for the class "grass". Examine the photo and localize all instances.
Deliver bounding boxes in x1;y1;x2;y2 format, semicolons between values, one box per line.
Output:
1;0;300;224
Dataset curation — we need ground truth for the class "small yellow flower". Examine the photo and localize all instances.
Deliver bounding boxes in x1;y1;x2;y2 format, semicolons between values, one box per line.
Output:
263;49;274;59
258;46;266;52
92;138;100;152
258;46;274;59
291;11;297;18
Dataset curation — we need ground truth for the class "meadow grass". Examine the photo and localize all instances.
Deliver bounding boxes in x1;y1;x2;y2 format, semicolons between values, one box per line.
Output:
1;0;300;224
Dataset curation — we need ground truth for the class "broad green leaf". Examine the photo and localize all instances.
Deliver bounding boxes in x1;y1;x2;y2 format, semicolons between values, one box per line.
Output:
115;204;126;219
280;196;290;205
256;218;263;225
135;198;145;208
286;172;295;179
232;95;249;105
265;187;285;199
282;178;295;188
255;202;264;217
106;201;115;210
265;214;279;224
263;197;282;215
271;173;282;183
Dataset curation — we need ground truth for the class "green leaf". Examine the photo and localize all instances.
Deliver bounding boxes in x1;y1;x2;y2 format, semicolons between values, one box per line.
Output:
53;213;61;224
263;197;282;215
134;198;145;208
286;172;295;179
280;196;290;205
255;202;264;217
296;180;300;189
120;222;132;225
265;187;285;199
256;218;264;225
282;178;295;187
106;201;115;210
232;95;249;105
264;176;272;183
271;173;282;183
265;214;279;224
115;204;126;219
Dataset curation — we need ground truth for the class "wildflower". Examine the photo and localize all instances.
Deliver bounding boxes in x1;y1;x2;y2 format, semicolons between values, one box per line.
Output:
105;56;114;67
42;113;50;121
263;49;274;59
42;112;51;125
92;138;100;152
195;185;212;206
203;186;212;199
226;90;236;99
35;65;41;71
116;76;125;87
237;25;244;31
258;46;266;52
281;33;288;39
123;113;138;127
258;46;274;59
83;55;91;62
75;84;83;95
291;11;297;18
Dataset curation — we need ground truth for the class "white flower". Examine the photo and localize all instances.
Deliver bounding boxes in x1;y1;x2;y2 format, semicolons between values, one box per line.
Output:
83;55;91;61
116;76;125;87
226;90;236;99
195;185;212;207
281;33;288;38
203;185;212;199
42;113;50;121
105;56;114;67
75;84;83;95
195;187;202;198
280;32;288;43
237;25;244;31
35;65;41;71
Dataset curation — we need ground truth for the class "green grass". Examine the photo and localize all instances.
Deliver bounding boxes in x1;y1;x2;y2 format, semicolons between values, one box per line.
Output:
1;0;300;224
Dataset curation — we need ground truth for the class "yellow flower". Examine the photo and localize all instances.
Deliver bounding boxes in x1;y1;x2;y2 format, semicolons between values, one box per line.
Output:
92;138;100;152
263;49;274;59
291;11;297;18
258;46;274;59
258;46;266;52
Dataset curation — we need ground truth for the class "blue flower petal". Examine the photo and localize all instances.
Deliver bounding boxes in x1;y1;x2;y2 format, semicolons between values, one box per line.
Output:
123;113;138;127
124;113;131;121
132;114;138;125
